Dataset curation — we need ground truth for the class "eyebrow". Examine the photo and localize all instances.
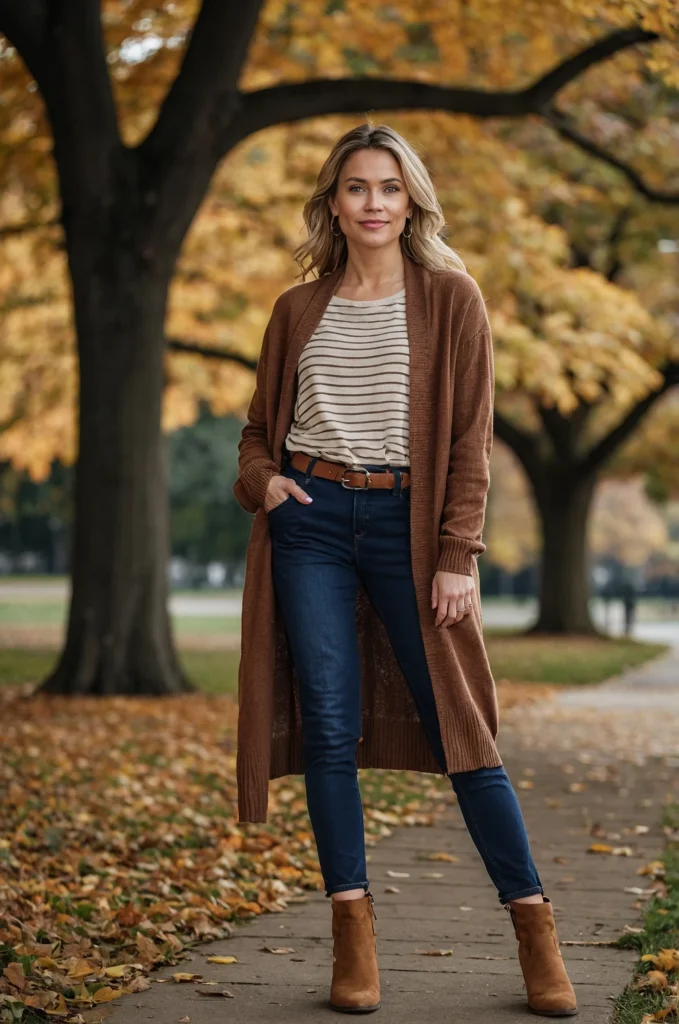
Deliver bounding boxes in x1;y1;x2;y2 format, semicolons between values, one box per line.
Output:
344;176;402;184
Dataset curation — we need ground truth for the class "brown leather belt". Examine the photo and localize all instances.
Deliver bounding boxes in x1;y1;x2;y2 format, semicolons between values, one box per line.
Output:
289;451;410;490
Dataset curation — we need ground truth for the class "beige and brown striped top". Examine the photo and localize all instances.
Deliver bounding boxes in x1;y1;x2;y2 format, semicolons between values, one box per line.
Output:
284;287;409;467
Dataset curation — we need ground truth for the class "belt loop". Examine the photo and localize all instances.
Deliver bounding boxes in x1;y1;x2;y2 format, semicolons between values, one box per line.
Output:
305;455;319;484
392;467;401;496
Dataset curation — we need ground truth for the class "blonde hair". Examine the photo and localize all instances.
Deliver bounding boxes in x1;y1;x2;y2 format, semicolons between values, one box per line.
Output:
292;122;466;280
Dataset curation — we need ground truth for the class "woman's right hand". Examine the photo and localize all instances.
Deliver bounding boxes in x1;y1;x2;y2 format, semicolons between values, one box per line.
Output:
263;474;313;513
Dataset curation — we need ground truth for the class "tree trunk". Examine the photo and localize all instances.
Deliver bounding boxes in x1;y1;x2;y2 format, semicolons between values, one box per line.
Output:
531;471;598;634
42;230;191;695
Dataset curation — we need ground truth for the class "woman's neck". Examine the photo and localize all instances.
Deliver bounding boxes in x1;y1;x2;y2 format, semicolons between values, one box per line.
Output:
334;250;406;300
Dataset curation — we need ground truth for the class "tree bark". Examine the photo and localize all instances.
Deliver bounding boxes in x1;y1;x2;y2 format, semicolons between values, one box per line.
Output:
530;470;598;634
42;227;191;695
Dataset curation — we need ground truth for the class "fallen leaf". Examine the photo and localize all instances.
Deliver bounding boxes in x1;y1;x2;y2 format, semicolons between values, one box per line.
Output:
179;1017;191;1022
421;852;459;862
104;965;132;979
588;843;614;854
3;962;26;991
634;970;669;991
518;780;534;789
197;989;235;998
92;986;121;1003
421;872;444;879
206;956;238;965
172;973;202;983
642;949;679;972
415;949;454;956
386;870;410;878
384;886;400;894
259;947;295;954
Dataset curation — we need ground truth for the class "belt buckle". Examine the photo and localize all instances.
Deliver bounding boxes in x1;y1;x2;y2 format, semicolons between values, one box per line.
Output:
341;467;371;489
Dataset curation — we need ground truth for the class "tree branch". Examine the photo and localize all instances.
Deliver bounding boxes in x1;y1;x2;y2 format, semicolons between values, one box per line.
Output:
139;0;264;253
493;410;542;485
36;0;120;216
224;28;658;147
0;0;49;88
166;337;257;371
538;401;591;461
580;362;679;477
0;216;60;239
541;104;679;204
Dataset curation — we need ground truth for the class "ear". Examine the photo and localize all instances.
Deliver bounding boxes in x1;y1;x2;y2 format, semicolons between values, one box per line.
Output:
328;196;338;217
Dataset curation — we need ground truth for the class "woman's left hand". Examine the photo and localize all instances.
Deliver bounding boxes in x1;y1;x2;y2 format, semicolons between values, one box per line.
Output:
431;570;474;627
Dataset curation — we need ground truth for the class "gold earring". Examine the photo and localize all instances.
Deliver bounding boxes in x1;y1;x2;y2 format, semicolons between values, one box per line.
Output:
331;214;343;237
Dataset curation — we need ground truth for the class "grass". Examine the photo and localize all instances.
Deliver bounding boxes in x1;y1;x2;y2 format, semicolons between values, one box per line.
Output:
484;632;667;685
0;648;241;695
0;632;666;694
612;807;679;1024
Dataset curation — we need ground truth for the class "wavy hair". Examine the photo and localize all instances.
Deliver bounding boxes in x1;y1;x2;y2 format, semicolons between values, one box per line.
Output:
292;122;466;280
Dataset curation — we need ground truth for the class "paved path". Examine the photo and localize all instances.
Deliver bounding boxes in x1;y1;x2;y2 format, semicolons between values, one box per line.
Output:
104;650;679;1023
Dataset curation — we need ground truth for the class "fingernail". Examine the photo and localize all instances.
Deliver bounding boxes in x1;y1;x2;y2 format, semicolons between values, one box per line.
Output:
305;496;313;503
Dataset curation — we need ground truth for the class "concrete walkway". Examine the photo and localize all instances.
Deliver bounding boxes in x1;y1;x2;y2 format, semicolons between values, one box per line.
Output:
103;649;679;1024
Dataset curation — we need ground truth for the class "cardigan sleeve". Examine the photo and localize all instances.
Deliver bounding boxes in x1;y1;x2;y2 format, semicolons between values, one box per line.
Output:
436;322;494;577
232;316;282;514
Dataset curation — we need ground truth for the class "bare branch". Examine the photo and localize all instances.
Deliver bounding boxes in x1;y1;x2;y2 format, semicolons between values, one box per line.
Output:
225;28;659;146
166;337;257;371
0;216;60;239
542;104;679;204
580;362;679;477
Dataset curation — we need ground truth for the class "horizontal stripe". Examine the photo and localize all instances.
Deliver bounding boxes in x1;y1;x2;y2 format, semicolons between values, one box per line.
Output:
286;296;410;466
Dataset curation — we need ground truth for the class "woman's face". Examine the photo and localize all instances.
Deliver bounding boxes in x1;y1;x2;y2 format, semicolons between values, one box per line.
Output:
328;148;413;251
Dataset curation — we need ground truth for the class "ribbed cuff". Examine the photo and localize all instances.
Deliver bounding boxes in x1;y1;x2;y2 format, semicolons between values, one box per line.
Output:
240;458;281;509
436;536;483;576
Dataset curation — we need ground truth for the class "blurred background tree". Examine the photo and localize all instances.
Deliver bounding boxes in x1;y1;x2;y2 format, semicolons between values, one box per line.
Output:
0;0;677;691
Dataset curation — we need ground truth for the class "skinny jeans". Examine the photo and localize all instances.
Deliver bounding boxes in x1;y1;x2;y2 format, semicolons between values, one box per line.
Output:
268;452;544;905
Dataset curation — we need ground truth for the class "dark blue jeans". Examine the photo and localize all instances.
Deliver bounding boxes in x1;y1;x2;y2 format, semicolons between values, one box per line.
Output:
268;453;543;905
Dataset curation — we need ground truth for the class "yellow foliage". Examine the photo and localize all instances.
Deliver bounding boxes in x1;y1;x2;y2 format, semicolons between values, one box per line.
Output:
0;3;677;479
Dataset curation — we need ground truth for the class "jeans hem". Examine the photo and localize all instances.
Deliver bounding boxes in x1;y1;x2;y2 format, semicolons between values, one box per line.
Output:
325;881;370;898
499;885;544;906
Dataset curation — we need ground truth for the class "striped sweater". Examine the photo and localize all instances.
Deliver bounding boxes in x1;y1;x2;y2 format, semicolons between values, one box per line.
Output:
284;287;409;467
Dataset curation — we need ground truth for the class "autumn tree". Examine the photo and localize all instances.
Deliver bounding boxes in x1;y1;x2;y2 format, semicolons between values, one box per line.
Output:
0;1;677;689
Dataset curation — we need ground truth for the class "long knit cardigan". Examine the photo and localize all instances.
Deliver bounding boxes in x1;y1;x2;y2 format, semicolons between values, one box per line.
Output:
232;253;502;823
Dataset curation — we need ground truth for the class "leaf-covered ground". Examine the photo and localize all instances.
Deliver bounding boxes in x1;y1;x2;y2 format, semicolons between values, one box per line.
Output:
0;690;453;1022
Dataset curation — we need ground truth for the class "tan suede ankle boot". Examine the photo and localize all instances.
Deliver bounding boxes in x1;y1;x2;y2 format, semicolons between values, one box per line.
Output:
329;892;380;1013
508;897;578;1017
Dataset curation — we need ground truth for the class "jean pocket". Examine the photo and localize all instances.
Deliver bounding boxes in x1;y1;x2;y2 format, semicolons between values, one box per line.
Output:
266;495;293;517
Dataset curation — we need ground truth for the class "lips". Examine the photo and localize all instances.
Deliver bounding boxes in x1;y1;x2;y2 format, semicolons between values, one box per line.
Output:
360;221;388;227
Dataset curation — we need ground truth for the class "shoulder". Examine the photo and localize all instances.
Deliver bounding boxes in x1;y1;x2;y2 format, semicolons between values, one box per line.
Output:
425;266;490;337
271;275;327;320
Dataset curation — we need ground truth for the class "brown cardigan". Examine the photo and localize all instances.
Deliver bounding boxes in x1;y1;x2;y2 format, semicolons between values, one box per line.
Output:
233;254;502;823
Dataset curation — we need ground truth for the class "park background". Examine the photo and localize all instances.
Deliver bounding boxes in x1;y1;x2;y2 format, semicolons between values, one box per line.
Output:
0;3;678;1023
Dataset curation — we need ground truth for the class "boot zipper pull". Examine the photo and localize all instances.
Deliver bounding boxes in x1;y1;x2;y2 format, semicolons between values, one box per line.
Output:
367;891;377;919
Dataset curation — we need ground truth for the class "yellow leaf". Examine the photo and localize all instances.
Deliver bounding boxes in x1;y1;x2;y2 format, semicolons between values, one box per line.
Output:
588;843;614;854
206;956;238;965
93;986;121;1003
173;972;203;982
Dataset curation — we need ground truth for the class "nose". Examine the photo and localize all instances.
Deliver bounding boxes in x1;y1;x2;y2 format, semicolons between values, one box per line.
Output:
365;191;385;213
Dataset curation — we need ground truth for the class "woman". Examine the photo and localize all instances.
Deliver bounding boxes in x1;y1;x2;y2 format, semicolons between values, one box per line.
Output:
232;123;577;1018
